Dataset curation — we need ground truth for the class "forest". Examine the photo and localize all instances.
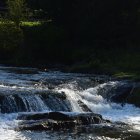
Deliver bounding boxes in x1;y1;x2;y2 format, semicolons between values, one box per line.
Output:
0;0;140;79
0;1;140;140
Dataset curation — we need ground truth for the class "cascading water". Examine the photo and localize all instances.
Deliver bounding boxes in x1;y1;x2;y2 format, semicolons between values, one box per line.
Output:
17;94;49;112
0;66;140;140
57;81;140;131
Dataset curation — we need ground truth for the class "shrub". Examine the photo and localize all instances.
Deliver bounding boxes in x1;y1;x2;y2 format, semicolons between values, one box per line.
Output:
7;0;27;27
0;21;23;60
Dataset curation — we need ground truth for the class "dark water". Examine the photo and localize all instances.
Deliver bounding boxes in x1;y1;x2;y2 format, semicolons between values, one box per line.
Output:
0;66;140;140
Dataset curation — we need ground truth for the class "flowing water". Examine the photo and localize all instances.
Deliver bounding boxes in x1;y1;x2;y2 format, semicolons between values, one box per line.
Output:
0;65;140;140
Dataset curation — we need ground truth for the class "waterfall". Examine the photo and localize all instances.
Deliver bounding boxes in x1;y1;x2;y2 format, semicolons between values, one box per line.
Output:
17;94;49;112
56;81;119;113
0;94;50;113
57;88;84;112
0;66;140;139
55;81;140;131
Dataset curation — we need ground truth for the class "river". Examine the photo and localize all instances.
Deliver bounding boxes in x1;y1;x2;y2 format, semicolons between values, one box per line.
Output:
0;66;140;140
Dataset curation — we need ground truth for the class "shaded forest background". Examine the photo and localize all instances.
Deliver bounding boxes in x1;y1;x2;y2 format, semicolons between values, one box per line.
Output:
0;0;140;78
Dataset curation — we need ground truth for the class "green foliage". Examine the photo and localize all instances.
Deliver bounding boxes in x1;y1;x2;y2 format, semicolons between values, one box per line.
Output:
7;0;27;27
114;72;136;79
21;21;41;27
0;21;23;58
0;0;139;78
14;22;66;65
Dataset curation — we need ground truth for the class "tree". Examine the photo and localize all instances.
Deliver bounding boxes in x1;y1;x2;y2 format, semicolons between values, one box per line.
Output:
7;0;27;27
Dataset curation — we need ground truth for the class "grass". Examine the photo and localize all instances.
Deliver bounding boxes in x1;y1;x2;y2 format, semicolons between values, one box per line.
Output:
21;21;42;27
113;72;140;80
0;20;42;27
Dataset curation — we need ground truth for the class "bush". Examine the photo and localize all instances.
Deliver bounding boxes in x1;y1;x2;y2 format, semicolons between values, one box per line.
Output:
7;0;27;27
0;21;23;60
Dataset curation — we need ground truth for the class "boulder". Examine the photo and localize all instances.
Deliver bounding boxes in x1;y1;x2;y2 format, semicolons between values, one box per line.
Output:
17;119;76;131
17;112;109;131
110;82;140;107
110;85;133;104
127;87;140;107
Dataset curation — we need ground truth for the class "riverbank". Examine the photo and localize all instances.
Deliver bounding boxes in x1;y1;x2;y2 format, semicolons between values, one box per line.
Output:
0;22;140;81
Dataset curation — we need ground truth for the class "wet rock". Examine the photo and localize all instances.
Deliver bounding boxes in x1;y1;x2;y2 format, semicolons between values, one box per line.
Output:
77;100;92;112
48;112;73;121
127;87;140;107
18;113;49;120
37;91;67;100
17;112;109;131
18;112;73;121
75;113;104;124
17;119;76;131
110;84;133;103
110;82;140;107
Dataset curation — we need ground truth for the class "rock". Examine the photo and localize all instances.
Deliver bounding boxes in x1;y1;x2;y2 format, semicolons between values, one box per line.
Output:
17;112;109;131
77;100;92;112
75;113;104;124
17;112;73;121
127;87;140;107
110;82;140;107
37;91;67;100
110;85;133;103
17;119;76;131
48;112;73;121
18;112;49;120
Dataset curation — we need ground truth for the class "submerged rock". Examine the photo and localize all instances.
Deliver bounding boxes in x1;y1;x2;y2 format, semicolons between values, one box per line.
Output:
17;112;109;131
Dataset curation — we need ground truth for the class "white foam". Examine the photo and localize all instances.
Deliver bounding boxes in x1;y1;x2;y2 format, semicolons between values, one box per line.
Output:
80;86;140;131
0;113;23;140
0;66;140;139
57;82;140;132
58;88;83;112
